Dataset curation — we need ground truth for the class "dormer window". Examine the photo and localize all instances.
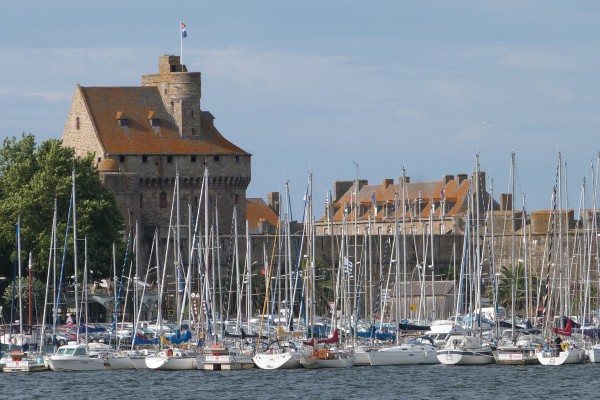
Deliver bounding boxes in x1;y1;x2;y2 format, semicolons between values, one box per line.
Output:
116;111;127;127
147;111;159;127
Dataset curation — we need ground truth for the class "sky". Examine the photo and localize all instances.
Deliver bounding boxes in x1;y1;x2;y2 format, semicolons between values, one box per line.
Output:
2;1;600;219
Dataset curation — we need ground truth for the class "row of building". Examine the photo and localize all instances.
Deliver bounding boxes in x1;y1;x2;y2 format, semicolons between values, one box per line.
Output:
61;55;586;271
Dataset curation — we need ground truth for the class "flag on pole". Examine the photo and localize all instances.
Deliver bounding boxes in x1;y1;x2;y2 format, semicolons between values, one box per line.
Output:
181;22;188;38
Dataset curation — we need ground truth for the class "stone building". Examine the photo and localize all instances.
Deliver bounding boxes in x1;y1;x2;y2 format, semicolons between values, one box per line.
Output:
317;172;495;236
62;55;251;268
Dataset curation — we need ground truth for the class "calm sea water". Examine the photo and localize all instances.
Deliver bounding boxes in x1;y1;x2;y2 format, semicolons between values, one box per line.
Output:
0;364;597;399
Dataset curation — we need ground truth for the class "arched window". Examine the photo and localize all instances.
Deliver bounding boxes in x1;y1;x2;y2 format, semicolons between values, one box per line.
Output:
160;192;167;208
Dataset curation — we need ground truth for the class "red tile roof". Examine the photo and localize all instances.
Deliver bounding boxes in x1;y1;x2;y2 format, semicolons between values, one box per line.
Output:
80;86;248;155
246;198;278;228
328;177;471;222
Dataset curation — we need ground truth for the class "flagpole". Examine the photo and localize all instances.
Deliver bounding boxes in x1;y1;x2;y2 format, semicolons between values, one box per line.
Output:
180;21;183;67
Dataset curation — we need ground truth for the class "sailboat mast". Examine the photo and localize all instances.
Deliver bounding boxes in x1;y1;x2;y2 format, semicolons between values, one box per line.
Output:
72;168;80;342
402;167;408;324
511;151;516;342
84;237;89;344
394;191;400;344
17;217;23;347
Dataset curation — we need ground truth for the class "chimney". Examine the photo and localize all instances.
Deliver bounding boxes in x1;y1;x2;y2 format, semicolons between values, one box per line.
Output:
443;175;454;184
334;181;353;203
382;178;394;188
267;192;280;215
457;174;468;185
474;171;486;194
500;193;513;211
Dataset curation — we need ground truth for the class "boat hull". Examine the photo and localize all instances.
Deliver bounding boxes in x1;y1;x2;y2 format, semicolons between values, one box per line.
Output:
586;346;600;363
369;346;439;366
107;354;135;370
3;358;48;372
353;350;371;366
494;347;539;365
300;354;354;369
537;348;585;365
200;354;255;370
436;349;494;365
47;356;108;371
253;352;302;370
145;354;197;370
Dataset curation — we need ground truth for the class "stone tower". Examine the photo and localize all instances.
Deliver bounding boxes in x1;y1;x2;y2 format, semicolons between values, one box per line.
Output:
62;55;251;269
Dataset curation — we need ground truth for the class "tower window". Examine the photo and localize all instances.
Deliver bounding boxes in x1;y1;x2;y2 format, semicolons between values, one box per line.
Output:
234;156;239;163
76;117;80;130
191;128;195;135
139;193;143;208
167;156;173;163
235;194;239;204
119;155;125;163
142;155;148;163
160;192;167;208
214;156;220;162
191;155;196;163
191;110;194;117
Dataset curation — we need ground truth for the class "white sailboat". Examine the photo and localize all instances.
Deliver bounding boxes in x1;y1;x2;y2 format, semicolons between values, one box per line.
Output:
145;171;198;370
437;157;494;366
535;153;585;366
2;222;48;372
299;174;354;369
368;336;438;366
48;172;114;372
368;179;438;366
253;182;310;370
253;339;305;369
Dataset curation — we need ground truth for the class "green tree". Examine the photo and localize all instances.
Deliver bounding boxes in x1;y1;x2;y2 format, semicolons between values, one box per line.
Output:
492;263;537;315
1;277;46;324
0;134;125;286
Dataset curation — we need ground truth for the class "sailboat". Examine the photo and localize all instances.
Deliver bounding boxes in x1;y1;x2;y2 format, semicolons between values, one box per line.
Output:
535;153;585;366
493;152;542;365
253;181;310;370
368;177;438;366
145;171;198;370
437;157;494;365
48;170;111;372
300;173;354;369
2;221;48;372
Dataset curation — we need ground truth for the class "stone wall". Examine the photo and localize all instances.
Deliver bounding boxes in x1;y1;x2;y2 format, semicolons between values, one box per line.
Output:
62;87;105;160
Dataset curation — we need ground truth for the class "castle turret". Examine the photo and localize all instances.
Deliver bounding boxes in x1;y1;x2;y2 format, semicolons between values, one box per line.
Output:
141;55;202;138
